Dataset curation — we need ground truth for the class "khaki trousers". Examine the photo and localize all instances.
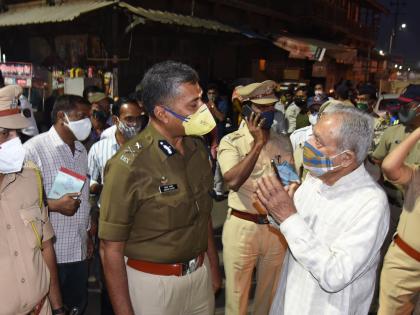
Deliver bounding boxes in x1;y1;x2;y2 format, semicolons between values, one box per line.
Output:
127;256;214;315
222;211;287;315
378;242;420;315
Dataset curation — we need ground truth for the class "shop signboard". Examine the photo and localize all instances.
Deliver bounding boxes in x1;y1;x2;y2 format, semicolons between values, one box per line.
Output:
0;62;33;87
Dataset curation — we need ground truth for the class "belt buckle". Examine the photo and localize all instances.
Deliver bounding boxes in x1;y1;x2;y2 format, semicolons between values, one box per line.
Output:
257;215;269;224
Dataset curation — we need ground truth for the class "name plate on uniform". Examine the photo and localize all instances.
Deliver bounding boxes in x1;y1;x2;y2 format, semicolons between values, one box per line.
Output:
159;184;178;193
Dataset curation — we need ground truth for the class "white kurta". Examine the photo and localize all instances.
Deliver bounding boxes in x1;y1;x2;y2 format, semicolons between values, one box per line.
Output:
270;164;390;315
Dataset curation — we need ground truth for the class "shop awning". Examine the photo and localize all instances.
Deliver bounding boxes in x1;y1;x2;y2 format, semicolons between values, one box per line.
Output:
0;1;116;27
119;2;239;33
273;35;357;64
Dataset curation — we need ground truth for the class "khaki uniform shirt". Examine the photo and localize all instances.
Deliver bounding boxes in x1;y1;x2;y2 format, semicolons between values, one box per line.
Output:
393;165;420;251
0;165;54;315
218;122;293;214
372;124;420;165
99;124;213;263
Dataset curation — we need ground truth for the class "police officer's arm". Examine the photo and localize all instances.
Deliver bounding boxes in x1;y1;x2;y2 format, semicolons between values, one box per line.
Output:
100;240;135;315
382;127;420;185
39;203;64;313
42;240;64;313
206;218;222;293
99;155;138;315
218;112;267;191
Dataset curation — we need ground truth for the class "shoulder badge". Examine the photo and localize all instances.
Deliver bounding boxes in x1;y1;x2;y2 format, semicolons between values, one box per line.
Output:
119;141;143;165
158;140;176;156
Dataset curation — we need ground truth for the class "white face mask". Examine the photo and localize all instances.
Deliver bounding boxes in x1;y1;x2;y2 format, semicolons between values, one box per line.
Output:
64;113;92;141
314;90;323;96
0;137;25;174
309;113;318;126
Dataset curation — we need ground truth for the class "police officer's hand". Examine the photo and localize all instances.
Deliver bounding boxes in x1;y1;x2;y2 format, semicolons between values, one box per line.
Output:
246;111;267;146
48;193;81;216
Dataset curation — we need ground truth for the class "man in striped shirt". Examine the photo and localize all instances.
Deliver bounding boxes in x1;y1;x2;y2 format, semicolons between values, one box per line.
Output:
88;96;147;196
24;95;93;314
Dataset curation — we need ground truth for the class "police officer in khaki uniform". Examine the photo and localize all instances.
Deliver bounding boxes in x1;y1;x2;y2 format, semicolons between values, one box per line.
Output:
378;122;420;315
0;85;64;315
99;61;220;315
218;81;293;315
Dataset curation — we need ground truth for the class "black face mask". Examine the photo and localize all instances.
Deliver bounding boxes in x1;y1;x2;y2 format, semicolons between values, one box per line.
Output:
294;97;306;107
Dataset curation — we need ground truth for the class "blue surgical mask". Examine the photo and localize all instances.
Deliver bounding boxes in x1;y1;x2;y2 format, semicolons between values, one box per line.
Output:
260;111;275;129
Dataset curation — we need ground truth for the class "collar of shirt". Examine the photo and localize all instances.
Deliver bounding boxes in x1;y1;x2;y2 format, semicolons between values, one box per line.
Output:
48;126;84;153
110;130;119;151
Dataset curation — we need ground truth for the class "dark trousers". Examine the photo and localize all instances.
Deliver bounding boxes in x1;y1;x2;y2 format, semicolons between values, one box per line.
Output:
58;260;89;314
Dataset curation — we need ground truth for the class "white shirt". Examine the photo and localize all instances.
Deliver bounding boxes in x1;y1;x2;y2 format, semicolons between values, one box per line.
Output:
270;164;389;315
285;102;301;134
88;130;119;186
100;125;117;140
272;102;287;135
23;127;91;264
289;125;313;152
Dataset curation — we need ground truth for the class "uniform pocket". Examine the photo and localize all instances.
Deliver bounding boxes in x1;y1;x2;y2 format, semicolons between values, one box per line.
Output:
138;191;198;231
19;206;43;249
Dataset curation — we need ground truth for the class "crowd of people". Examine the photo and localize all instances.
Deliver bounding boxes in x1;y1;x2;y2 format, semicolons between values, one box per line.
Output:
0;60;419;315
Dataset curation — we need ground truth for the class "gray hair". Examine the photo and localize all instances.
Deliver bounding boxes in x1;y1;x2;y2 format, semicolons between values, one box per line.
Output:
139;61;199;117
322;104;374;164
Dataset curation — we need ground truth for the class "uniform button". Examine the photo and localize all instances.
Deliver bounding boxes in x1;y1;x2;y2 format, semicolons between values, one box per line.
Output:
6;224;11;229
23;303;27;308
14;251;18;256
21;278;25;283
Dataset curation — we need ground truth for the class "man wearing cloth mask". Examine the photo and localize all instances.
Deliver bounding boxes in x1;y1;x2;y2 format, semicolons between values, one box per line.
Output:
255;105;389;315
99;61;221;315
24;95;92;314
218;80;293;315
0;85;64;315
89;96;148;197
290;93;329;179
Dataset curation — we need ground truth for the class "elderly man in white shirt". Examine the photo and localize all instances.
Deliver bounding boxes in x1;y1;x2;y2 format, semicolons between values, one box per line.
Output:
255;105;390;315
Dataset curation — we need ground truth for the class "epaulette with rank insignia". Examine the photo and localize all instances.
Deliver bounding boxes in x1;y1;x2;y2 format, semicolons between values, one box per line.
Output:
119;140;144;165
24;160;44;209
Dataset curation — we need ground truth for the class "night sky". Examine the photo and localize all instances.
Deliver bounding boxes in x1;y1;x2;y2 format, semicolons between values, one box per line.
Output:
377;0;420;67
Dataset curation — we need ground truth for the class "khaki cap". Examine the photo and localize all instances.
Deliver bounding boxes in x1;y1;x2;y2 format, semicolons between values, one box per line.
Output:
0;85;30;129
236;80;278;105
88;92;107;104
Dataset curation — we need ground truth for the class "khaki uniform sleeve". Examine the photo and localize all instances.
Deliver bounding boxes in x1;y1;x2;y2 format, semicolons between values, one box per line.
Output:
217;135;241;176
41;204;54;242
372;128;391;161
98;156;139;241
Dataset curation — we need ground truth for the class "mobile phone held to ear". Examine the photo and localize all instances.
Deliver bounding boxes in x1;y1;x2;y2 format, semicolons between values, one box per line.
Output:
242;104;271;129
271;159;300;186
241;104;253;120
